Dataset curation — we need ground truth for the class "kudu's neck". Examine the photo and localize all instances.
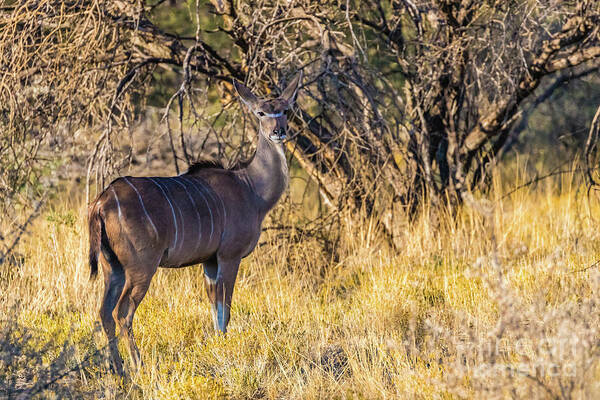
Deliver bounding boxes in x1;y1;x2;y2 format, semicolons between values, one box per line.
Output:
244;130;288;213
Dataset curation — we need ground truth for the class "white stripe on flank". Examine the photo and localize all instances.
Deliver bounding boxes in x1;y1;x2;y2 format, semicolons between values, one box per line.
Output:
181;177;214;243
199;181;227;235
215;191;227;234
149;178;178;251
210;186;227;240
190;177;224;235
111;187;122;220
123;177;159;239
171;177;203;247
163;179;186;253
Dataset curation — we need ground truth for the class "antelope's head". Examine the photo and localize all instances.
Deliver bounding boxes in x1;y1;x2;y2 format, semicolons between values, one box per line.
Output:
233;72;302;144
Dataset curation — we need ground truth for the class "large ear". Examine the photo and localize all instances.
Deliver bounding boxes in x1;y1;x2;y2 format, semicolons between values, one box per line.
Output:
280;71;303;107
233;80;260;111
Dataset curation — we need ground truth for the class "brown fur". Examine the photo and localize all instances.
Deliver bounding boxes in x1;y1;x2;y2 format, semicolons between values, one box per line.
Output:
88;73;302;374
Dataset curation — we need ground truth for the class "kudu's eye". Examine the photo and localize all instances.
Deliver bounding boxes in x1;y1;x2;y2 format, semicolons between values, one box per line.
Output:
257;111;265;117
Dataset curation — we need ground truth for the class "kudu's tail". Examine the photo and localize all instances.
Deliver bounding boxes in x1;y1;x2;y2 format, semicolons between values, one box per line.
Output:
88;199;125;280
88;204;102;280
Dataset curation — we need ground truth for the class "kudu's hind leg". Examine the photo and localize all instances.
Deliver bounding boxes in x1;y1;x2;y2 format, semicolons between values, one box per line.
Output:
99;256;125;375
113;267;156;371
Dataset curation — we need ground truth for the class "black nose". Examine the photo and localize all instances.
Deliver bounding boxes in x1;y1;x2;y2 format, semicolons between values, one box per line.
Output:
273;128;285;137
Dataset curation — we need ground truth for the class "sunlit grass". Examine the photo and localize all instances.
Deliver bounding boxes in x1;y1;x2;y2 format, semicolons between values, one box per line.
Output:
2;163;600;398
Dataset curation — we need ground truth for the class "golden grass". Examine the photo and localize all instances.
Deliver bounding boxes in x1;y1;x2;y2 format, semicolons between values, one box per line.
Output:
2;165;600;399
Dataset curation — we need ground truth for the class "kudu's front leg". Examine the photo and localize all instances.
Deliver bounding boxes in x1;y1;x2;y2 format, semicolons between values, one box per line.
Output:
203;257;240;333
203;258;220;332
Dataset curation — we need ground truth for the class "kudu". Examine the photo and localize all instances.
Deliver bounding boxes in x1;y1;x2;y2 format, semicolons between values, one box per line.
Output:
88;73;301;374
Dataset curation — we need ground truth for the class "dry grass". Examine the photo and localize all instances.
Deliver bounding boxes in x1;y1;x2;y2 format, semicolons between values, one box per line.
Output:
1;164;600;399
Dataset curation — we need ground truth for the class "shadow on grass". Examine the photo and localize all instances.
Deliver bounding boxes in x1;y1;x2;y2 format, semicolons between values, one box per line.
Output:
0;314;131;399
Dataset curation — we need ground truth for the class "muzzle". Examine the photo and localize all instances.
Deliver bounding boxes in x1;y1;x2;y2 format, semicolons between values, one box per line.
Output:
270;128;287;143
